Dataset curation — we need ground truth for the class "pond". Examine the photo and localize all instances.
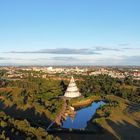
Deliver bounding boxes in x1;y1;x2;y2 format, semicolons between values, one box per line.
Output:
61;101;105;129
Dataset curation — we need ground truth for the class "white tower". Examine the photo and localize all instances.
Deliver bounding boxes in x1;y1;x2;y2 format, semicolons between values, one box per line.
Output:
64;76;81;98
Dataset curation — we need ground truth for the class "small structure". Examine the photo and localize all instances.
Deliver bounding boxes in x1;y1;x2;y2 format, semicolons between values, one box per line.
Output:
64;76;81;98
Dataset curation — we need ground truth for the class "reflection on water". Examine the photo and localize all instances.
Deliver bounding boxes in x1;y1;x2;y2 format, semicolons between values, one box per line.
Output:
61;101;105;129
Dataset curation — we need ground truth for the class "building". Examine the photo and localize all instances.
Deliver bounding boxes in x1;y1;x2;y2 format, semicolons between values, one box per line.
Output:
64;76;81;98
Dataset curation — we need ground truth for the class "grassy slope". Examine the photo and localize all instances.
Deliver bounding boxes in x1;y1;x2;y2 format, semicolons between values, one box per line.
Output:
95;95;140;140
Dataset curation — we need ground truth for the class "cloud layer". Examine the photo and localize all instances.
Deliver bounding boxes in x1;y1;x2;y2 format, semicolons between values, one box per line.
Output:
1;45;140;66
8;48;98;55
6;47;122;55
0;55;140;66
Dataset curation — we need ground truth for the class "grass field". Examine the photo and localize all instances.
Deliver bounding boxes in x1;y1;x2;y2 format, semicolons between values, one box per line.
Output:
92;95;140;140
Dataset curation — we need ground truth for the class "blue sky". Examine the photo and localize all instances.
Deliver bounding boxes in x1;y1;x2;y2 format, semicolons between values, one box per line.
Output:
0;0;140;66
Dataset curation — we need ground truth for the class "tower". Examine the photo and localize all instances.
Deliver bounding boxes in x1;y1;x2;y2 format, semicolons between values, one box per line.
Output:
64;76;81;98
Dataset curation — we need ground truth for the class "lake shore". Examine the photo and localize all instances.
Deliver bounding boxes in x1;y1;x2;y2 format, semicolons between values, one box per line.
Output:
88;95;140;140
71;95;102;108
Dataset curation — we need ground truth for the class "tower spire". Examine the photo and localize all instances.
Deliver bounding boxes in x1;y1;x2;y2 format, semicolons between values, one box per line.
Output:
64;76;81;98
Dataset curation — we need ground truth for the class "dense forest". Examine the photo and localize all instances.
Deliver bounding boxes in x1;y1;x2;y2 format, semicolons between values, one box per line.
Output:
0;73;140;139
0;76;64;140
76;75;140;103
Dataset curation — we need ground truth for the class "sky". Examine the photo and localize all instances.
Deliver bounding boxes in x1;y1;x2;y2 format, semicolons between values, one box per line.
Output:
0;0;140;66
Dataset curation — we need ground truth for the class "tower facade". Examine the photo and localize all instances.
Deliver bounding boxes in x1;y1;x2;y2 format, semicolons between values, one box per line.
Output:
64;76;81;98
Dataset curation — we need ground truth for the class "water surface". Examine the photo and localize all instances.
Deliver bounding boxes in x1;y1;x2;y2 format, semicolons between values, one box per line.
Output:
61;101;105;129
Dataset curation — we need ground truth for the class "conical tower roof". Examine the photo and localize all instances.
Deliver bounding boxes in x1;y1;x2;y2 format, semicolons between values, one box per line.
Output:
64;76;81;98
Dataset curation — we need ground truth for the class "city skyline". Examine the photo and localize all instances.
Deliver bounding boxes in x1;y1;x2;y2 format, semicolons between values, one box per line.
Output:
0;0;140;66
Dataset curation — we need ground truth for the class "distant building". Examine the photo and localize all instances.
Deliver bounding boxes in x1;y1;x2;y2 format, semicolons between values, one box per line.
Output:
64;76;81;98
